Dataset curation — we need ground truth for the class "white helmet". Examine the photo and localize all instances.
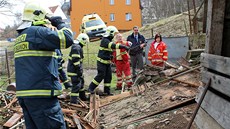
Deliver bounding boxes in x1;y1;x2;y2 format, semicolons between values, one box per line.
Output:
77;33;89;46
104;26;119;37
22;1;53;22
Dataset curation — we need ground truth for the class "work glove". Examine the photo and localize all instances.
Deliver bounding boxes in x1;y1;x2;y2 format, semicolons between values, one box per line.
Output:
49;16;65;29
125;46;130;51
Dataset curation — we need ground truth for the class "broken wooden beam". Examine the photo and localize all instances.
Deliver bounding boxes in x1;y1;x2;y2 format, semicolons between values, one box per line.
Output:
72;113;82;129
99;91;132;107
4;96;17;108
172;78;200;87
3;113;23;128
62;108;77;114
152;66;201;86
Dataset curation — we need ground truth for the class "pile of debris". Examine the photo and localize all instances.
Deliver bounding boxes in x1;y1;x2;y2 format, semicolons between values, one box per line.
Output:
98;58;202;129
0;58;202;129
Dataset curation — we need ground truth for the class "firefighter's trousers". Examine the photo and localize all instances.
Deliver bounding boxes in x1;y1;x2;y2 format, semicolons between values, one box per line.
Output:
18;97;66;129
88;61;112;93
70;76;84;103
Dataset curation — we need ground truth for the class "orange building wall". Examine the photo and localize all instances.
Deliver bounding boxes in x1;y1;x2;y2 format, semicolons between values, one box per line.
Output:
70;0;142;36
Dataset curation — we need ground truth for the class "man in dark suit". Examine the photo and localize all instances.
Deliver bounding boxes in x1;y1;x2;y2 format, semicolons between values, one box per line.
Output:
127;26;146;78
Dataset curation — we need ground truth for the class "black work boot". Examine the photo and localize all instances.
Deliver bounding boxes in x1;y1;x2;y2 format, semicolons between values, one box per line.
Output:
103;86;113;96
64;81;72;89
88;84;97;94
79;90;89;101
70;96;79;104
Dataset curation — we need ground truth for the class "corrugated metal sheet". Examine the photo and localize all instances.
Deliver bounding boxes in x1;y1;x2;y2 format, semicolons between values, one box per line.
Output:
144;36;189;64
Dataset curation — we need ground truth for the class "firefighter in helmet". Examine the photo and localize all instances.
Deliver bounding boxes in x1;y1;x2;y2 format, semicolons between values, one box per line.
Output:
67;33;89;104
88;26;130;95
15;1;73;128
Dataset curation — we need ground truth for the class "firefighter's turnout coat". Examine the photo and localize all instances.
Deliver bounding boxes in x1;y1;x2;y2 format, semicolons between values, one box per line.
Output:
88;36;127;94
15;26;73;97
113;41;133;88
67;42;84;99
148;41;168;67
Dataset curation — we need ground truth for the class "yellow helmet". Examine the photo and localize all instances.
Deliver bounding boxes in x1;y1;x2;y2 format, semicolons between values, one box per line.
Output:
23;1;53;22
77;33;89;46
104;26;119;37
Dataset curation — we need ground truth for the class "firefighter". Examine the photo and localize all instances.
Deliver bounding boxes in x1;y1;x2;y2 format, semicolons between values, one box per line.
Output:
113;33;133;90
67;33;89;104
14;1;73;129
148;34;168;67
88;26;130;95
56;49;72;89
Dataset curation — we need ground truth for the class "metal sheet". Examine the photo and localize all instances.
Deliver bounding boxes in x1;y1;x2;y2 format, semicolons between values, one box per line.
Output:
144;36;189;64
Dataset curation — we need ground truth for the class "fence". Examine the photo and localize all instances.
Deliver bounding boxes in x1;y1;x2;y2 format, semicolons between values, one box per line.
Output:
0;47;15;87
145;36;189;64
78;36;189;69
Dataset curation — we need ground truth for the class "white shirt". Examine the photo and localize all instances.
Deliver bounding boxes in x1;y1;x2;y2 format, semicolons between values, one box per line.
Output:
154;42;159;49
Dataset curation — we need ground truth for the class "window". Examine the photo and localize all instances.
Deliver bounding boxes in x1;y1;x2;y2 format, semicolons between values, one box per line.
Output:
85;20;104;28
125;13;132;21
110;0;114;5
126;0;131;5
110;13;115;21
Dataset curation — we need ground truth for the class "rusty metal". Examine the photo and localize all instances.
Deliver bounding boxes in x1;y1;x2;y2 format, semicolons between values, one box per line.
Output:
186;78;211;129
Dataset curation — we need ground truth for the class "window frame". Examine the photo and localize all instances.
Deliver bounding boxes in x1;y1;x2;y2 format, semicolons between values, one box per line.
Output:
110;0;114;5
110;13;115;21
125;13;132;21
126;0;131;5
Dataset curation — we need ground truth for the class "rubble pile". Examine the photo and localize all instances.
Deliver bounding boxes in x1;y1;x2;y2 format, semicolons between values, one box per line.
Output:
0;58;202;129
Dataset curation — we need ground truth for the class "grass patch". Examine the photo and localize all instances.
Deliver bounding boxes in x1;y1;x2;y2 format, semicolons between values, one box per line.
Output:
61;40;100;69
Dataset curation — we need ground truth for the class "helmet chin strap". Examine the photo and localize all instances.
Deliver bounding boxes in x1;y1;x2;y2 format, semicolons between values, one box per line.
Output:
32;20;48;26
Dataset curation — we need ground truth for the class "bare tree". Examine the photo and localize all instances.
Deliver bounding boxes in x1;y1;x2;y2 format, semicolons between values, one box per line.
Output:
0;0;24;17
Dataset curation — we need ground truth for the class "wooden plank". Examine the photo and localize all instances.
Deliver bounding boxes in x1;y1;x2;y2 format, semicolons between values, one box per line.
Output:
99;92;132;107
202;70;230;97
72;113;82;129
173;78;200;87
199;91;230;128
3;113;23;127
62;108;76;114
205;0;225;55
195;108;224;129
201;53;230;75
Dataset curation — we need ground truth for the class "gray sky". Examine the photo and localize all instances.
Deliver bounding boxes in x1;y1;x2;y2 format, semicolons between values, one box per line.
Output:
0;0;68;28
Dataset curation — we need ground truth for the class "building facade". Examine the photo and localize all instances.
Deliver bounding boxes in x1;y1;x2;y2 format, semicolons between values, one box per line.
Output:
70;0;142;36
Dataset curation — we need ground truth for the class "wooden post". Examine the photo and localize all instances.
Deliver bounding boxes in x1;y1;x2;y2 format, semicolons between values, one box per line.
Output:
203;0;208;33
205;0;226;55
222;1;230;57
192;0;198;34
187;0;193;34
5;48;11;84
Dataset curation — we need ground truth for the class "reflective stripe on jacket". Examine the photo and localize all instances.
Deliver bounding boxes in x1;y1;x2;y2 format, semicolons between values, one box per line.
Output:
97;37;120;64
67;42;83;77
148;41;168;66
113;41;130;62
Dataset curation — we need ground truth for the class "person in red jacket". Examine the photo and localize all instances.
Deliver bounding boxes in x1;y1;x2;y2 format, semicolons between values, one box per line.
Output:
113;33;133;90
148;34;168;67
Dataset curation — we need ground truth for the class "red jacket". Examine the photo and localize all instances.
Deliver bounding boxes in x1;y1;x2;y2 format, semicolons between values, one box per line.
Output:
113;41;130;63
148;41;168;66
